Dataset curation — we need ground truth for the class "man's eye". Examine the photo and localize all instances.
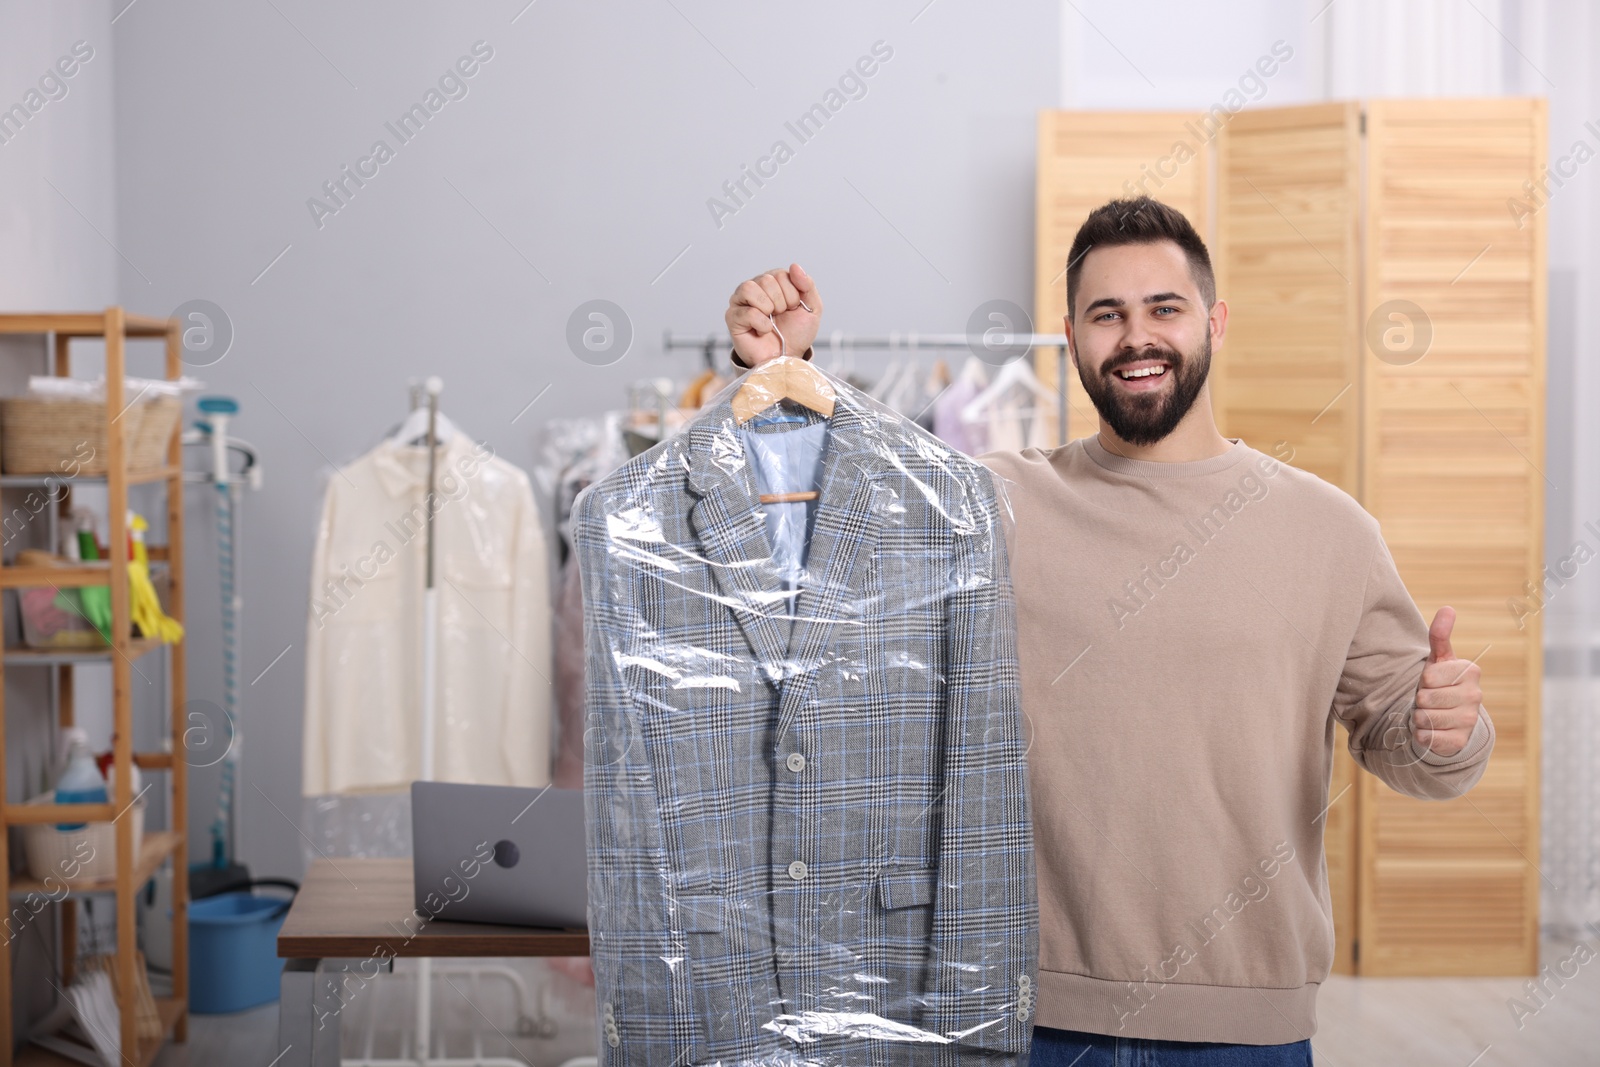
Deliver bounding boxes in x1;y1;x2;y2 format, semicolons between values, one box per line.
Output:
1095;312;1120;323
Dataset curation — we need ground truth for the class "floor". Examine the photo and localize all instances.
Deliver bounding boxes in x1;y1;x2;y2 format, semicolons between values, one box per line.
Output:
149;957;598;1067
135;942;1599;1066
1313;940;1600;1067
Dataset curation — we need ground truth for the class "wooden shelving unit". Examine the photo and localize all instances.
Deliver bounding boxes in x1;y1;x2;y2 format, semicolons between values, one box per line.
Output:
0;309;188;1064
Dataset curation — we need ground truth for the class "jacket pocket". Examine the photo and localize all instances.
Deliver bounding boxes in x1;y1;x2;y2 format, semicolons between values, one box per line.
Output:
675;894;755;1062
877;867;936;910
875;867;936;1025
318;541;404;626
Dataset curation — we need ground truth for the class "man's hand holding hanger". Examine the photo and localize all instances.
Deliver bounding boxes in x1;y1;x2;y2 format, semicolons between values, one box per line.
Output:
726;263;822;369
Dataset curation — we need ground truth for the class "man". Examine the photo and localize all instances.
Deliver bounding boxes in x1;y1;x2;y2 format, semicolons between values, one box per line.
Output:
724;196;1493;1066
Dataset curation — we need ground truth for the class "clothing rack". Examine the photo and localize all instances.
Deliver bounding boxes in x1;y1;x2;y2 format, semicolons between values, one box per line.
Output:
662;329;1073;446
369;379;533;1067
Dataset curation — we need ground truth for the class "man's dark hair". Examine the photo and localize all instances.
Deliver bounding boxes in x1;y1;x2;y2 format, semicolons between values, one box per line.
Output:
1065;196;1215;321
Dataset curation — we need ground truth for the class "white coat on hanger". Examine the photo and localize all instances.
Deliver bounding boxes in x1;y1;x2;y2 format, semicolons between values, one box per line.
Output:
389;405;461;446
301;432;553;795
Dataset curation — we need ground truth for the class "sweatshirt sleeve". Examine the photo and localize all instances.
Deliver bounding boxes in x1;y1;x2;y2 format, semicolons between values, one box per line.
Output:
1330;525;1494;801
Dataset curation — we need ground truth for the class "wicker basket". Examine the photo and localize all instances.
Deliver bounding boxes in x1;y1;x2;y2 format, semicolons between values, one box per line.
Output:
0;394;181;475
21;791;146;885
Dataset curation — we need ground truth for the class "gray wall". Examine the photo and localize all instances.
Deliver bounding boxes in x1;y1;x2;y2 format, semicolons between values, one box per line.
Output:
108;0;1060;882
0;0;123;1037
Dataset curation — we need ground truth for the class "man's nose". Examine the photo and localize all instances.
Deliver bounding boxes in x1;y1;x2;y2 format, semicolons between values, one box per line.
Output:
1120;318;1161;353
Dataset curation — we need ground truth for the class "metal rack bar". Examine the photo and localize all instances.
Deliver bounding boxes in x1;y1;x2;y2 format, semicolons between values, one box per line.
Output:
663;330;1074;445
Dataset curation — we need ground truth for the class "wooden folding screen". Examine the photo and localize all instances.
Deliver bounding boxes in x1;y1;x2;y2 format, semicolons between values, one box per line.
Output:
1214;102;1364;973
1354;99;1544;975
1036;99;1545;976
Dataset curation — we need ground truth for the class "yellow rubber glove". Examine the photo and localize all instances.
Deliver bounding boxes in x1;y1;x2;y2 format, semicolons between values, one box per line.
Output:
128;513;184;644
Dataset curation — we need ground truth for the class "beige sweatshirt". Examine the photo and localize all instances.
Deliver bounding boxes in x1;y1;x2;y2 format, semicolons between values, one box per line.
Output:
980;436;1494;1046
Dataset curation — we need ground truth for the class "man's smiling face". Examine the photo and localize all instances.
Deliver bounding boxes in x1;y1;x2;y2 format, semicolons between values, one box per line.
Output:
1069;240;1219;447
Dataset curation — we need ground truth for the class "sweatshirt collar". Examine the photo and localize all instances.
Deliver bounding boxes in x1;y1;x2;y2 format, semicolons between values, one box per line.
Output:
1080;433;1251;478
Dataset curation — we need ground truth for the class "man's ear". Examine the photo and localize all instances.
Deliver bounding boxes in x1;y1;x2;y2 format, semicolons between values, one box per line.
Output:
1207;298;1229;352
1063;316;1078;369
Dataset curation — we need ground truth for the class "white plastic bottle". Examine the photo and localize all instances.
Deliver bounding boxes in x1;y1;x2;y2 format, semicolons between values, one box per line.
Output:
55;727;107;831
104;743;142;806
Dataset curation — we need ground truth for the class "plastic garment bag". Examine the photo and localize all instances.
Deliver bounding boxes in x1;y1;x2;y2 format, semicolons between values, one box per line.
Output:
573;366;1038;1065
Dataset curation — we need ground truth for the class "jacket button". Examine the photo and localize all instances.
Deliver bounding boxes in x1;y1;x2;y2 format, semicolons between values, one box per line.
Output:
787;860;808;881
785;753;806;773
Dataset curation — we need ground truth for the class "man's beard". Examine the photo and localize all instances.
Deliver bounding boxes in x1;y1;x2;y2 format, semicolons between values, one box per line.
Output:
1076;333;1211;447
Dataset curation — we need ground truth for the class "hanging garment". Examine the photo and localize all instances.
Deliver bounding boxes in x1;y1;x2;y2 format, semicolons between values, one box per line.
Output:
869;358;905;405
882;357;926;417
962;356;1056;453
551;552;586;790
932;358;990;455
543;413;634;787
915;360;951;434
574;373;1037;1067
302;432;553;795
679;368;717;409
986;394;1055;452
737;401;827;616
678;367;730;410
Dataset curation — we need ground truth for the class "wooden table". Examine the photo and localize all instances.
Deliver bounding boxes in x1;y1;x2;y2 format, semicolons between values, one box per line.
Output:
276;857;589;1066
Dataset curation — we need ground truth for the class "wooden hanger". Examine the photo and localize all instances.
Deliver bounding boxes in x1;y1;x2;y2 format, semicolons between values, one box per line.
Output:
733;309;833;504
732;358;836;425
732;308;836;424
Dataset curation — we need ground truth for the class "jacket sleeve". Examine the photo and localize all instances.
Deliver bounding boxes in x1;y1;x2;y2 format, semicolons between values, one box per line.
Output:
1332;524;1495;801
573;484;688;1066
500;471;553;787
926;470;1039;1052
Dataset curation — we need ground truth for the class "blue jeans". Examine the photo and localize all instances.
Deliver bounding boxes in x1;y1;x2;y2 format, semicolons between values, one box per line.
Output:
1030;1025;1313;1066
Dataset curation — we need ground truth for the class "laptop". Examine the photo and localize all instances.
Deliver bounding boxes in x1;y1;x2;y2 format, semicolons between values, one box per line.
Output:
410;781;588;929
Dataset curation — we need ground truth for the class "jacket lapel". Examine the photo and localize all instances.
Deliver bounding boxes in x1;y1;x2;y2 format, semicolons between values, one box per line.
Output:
685;405;793;686
774;398;887;739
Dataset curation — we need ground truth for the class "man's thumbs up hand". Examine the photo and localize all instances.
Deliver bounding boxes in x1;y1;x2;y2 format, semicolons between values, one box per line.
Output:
1413;606;1483;759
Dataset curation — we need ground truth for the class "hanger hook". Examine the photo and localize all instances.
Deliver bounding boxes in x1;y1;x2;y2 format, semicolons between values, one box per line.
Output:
769;313;786;360
766;299;813;363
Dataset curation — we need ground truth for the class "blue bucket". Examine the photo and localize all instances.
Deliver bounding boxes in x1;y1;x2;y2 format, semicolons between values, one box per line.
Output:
187;890;293;1013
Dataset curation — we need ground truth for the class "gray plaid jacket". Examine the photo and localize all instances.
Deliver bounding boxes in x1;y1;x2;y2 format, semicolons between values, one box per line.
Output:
575;384;1037;1066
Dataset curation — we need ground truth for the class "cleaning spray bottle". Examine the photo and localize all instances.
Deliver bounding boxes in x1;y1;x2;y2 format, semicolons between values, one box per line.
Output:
73;509;113;641
54;727;107;831
95;737;143;806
